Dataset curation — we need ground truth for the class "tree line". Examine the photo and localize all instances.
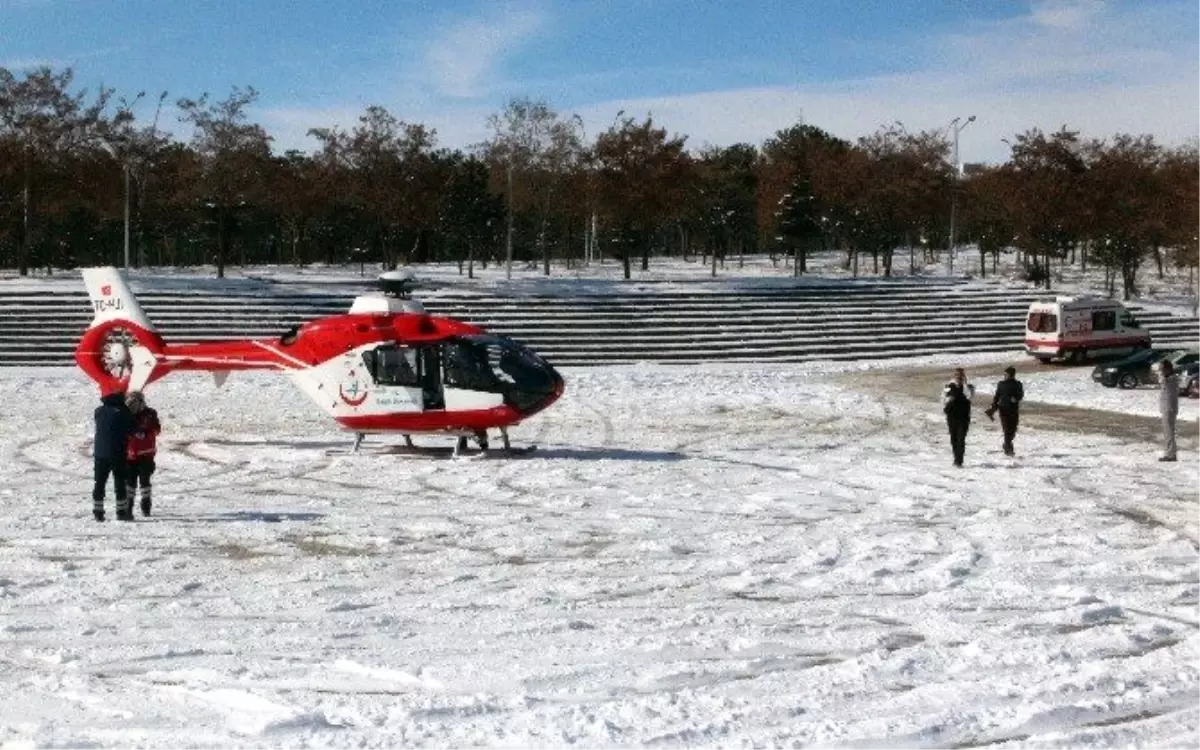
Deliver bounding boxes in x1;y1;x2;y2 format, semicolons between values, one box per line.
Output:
1;66;1196;300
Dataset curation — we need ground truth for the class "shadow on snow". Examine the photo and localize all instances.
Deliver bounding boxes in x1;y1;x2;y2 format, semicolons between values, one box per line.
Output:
154;510;326;524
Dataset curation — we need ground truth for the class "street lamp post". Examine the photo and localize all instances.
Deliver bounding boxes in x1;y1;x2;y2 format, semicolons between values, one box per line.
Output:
505;158;514;281
947;114;975;276
1191;234;1199;316
573;115;592;268
123;162;131;269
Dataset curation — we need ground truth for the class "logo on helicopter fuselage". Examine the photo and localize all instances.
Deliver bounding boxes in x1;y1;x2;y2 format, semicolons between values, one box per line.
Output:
338;379;369;406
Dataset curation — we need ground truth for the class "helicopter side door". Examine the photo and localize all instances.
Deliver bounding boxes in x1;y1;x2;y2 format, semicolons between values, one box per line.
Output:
361;342;448;411
359;344;423;411
441;338;506;410
418;345;444;410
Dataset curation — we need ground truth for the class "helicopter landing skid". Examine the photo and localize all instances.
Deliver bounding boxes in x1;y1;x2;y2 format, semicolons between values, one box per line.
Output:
449;434;537;458
330;431;536;458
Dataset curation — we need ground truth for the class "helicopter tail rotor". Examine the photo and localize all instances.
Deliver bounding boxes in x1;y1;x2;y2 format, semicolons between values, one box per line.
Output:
76;268;167;394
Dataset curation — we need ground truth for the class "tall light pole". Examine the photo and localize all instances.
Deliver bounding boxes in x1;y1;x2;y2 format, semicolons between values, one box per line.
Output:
505;157;514;280
947;114;975;276
123;162;131;269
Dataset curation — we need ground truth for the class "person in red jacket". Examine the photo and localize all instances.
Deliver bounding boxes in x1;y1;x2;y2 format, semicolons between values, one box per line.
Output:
124;391;161;517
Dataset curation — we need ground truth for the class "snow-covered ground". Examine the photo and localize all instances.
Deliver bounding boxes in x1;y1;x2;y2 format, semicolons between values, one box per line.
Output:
4;250;1198;316
1;355;1196;748
8;257;937;300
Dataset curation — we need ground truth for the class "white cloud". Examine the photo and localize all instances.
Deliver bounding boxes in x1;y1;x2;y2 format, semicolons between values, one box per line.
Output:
574;75;1195;166
0;57;65;70
259;103;498;155
573;1;1197;164
259;0;1196;164
257;3;552;153
257;105;364;152
1030;0;1106;29
421;2;548;98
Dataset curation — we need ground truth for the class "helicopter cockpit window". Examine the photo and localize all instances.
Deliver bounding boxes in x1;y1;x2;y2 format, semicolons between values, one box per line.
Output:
443;339;499;391
362;344;419;387
448;335;556;395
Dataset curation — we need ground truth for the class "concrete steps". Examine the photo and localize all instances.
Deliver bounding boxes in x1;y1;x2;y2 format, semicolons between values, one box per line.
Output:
0;282;1195;368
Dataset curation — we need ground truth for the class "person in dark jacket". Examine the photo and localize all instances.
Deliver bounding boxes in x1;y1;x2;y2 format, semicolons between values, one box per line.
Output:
93;391;135;521
986;366;1025;457
941;367;975;467
124;391;161;517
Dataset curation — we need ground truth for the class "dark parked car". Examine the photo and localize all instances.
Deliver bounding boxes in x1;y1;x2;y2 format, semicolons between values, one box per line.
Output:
1092;348;1199;389
1152;352;1200;391
1161;357;1200;398
1181;362;1199;399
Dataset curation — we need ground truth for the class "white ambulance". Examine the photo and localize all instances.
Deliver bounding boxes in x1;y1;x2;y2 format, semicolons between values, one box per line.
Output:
1024;295;1151;363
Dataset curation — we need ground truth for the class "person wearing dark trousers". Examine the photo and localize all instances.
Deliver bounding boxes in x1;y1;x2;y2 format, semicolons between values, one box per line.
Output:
986;366;1025;456
124;391;161;517
942;367;975;467
93;391;134;521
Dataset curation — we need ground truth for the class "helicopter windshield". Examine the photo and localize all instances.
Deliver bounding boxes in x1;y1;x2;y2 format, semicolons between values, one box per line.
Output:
443;334;560;410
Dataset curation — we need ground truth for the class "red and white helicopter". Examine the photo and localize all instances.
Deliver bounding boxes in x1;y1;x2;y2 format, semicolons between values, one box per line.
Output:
74;267;564;455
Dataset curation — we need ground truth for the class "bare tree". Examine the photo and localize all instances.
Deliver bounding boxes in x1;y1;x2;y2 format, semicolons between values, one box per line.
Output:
1082;134;1163;300
481;97;584;277
1006;128;1087;289
177;86;272;277
854;124;949;277
0;66;112;274
592;114;690;279
311;106;439;268
97;91;170;267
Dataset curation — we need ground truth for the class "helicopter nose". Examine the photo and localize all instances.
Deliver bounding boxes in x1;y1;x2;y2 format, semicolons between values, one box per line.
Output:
545;368;565;406
518;362;564;416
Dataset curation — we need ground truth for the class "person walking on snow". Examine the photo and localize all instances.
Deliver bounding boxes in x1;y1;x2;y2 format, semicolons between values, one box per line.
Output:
1158;360;1179;462
93;391;134;521
124;391;161;516
942;367;975;467
986;366;1025;456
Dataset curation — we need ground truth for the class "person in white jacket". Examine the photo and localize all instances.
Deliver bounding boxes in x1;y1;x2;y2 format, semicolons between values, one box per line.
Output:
941;367;975;467
1158;360;1180;462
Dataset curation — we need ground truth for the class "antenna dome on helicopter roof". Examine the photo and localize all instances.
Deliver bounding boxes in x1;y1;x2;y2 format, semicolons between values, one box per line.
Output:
378;269;419;298
379;269;416;283
351;268;425;314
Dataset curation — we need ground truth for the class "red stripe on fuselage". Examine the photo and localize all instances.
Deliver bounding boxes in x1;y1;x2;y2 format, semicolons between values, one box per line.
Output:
1024;334;1149;350
160;313;487;373
335;380;564;434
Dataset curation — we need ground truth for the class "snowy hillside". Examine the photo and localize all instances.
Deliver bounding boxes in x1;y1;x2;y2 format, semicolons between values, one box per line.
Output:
0;355;1196;748
3;249;1197;316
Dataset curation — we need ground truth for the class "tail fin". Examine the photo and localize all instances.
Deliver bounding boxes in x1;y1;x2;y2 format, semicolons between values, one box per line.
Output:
76;267;165;394
82;267;156;333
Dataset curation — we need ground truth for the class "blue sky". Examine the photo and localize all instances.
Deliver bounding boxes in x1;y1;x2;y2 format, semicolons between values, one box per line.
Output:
2;0;1196;163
